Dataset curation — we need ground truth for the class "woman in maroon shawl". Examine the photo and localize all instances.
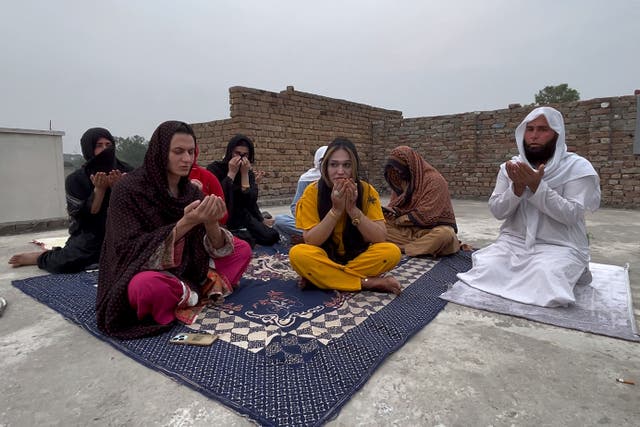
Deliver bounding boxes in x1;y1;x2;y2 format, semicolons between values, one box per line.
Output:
96;121;251;339
383;146;461;257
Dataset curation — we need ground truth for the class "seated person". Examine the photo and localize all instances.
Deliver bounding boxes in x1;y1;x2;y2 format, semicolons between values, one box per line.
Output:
207;134;279;247
9;127;131;273
289;138;402;294
383;146;460;257
274;145;328;243
189;145;224;196
96;121;252;338
456;107;600;307
188;145;229;224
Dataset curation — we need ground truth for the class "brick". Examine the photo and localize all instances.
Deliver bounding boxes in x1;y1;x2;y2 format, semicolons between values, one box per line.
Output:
191;87;639;208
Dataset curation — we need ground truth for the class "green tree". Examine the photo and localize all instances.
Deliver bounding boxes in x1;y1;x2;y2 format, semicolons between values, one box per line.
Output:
115;135;148;168
63;153;85;169
534;84;580;105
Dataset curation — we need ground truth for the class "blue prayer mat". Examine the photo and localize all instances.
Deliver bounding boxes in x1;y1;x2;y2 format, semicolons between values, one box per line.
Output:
12;248;472;426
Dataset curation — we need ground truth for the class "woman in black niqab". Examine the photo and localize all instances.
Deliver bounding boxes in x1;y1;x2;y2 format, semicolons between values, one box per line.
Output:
9;127;131;273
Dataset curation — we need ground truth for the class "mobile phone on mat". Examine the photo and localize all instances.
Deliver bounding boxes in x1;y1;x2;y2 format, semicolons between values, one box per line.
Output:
169;332;218;346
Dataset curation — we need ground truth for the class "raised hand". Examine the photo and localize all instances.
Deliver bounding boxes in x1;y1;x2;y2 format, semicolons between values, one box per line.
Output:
343;179;359;216
190;179;203;191
107;169;124;187
240;156;251;174
506;161;527;196
254;169;266;185
228;156;242;176
208;196;227;224
182;195;220;226
525;163;545;193
506;161;545;195
90;172;110;191
330;178;348;214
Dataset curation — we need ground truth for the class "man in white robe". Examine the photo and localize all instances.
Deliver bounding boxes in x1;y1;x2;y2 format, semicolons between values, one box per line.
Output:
456;106;600;307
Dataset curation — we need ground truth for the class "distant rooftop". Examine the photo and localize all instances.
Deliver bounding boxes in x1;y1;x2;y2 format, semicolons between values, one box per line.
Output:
0;127;65;136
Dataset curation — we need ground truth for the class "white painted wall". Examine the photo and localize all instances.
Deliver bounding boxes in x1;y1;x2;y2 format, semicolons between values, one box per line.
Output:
0;128;66;223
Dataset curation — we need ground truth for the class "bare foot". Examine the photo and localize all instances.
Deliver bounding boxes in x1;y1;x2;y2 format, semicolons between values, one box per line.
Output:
8;251;44;268
362;276;402;295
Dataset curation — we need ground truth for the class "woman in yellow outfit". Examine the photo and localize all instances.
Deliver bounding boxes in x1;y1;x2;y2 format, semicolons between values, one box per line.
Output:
289;138;402;294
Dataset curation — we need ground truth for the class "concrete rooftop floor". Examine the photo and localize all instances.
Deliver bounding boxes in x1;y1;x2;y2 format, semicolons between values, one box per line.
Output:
1;199;639;426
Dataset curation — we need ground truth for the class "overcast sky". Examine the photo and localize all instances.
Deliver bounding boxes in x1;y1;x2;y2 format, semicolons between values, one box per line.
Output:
1;0;638;153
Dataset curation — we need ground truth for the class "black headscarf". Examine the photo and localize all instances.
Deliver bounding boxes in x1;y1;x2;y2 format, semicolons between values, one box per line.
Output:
317;138;368;264
206;134;261;229
80;127;131;177
65;128;131;238
208;134;256;178
96;121;208;339
81;127;114;161
222;134;255;164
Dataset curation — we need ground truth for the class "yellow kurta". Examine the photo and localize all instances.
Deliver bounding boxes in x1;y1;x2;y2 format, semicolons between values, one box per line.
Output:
289;181;401;291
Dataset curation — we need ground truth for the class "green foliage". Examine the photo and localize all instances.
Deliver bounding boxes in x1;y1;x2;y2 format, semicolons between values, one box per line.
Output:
534;84;580;105
63;153;85;169
115;135;148;168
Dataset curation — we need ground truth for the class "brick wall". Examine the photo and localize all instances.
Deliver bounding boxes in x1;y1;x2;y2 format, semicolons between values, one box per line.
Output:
193;86;639;208
371;96;639;208
191;118;239;167
192;86;402;205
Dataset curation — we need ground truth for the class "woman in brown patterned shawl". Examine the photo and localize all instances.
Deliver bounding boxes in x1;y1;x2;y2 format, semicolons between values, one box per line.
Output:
383;145;460;257
96;121;251;339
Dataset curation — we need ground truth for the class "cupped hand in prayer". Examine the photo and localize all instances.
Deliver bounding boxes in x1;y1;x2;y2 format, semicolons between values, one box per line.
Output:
343;179;359;216
506;161;526;196
90;172;110;190
507;161;545;194
107;169;124;187
209;196;227;223
190;179;203;191
183;195;227;226
330;178;349;214
525;163;545;193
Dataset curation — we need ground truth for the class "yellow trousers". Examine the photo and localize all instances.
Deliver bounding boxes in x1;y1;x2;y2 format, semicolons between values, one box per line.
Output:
289;243;401;292
386;224;460;257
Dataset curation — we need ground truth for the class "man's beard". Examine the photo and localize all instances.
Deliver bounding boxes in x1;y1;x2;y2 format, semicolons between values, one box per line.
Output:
524;135;557;165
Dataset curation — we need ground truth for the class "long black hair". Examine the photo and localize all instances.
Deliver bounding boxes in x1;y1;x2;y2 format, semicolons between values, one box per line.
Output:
317;138;368;264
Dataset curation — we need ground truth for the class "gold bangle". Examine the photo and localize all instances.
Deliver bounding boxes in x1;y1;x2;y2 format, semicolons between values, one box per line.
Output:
328;209;339;219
